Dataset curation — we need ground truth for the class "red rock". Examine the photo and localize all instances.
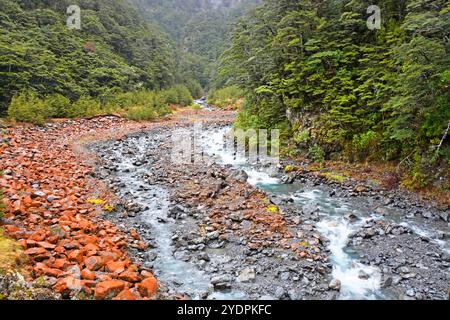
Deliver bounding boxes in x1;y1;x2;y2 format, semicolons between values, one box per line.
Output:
37;266;63;277
68;250;84;264
99;251;119;264
113;289;136;301
116;241;127;248
106;261;126;274
24;247;47;256
3;225;20;233
84;256;104;271
84;243;99;253
130;228;140;240
137;242;148;251
118;271;141;283
96;274;113;282
18;239;27;249
47;235;60;244
141;270;154;278
137;276;158;297
94;280;126;300
53;259;68;270
37;241;56;250
81;268;96;281
55;276;84;296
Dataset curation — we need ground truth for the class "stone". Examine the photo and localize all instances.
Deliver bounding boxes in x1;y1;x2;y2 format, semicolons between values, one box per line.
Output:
329;279;341;291
106;261;127;274
119;271;141;283
113;289;136;300
81;269;96;281
236;268;256;283
358;270;370;280
137;276;158;297
94;280;126;300
84;256;104;271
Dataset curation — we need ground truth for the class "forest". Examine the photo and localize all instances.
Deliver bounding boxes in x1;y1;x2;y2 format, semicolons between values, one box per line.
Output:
220;0;450;187
0;0;449;304
0;0;199;121
0;0;448;185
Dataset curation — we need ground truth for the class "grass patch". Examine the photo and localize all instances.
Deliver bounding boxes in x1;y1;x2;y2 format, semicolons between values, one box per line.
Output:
0;229;26;273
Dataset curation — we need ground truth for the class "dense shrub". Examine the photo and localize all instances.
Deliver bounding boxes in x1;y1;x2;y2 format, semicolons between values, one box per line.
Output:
7;91;47;125
184;79;205;99
69;97;103;118
207;85;243;109
125;106;158;121
308;145;325;163
6;86;194;124
44;94;71;118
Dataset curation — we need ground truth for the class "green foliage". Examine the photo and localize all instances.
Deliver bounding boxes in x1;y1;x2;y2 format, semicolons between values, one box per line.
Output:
7;91;46;125
125;106;158;121
43;94;71;119
131;0;261;88
6;87;193;124
69;97;103;118
174;85;194;107
183;79;204;99
207;85;243;108
162;85;193;107
294;130;311;145
222;0;450;183
308;145;325;163
0;0;178;114
323;173;346;183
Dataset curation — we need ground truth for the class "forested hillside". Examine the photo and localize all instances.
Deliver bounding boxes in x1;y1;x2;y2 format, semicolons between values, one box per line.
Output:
130;0;261;88
0;0;177;115
221;0;450;187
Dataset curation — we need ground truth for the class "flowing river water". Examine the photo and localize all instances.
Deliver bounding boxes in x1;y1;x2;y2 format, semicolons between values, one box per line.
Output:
90;103;449;300
199;125;449;300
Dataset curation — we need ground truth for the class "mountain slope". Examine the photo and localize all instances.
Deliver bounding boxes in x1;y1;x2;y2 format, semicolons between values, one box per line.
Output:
129;0;261;87
0;0;177;113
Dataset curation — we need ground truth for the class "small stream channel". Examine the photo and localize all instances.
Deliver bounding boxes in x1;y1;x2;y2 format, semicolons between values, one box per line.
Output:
91;104;449;300
199;126;450;300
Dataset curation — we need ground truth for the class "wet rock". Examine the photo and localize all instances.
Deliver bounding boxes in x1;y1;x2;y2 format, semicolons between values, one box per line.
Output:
406;288;415;297
302;203;318;215
358;270;370;280
211;275;232;290
381;276;393;288
328;279;341;291
228;169;249;183
281;175;295;184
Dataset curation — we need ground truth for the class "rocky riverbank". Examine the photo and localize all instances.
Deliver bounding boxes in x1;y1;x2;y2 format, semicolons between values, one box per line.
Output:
1;109;448;300
89;120;449;300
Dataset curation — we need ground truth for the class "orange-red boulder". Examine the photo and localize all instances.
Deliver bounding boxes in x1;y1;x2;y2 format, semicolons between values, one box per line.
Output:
94;280;126;300
137;276;158;297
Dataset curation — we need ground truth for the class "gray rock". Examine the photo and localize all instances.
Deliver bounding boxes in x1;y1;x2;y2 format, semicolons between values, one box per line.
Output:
302;203;319;215
229;169;249;183
237;268;256;283
329;279;341;291
274;287;287;299
406;288;415;297
211;274;232;285
358;270;370;280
